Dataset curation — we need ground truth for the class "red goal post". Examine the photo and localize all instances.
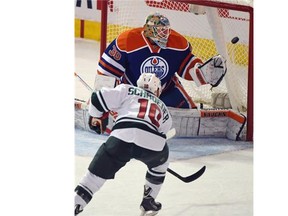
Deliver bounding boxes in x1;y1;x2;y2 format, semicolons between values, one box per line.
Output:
99;0;253;141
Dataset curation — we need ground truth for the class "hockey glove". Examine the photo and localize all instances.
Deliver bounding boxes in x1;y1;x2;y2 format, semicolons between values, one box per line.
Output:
190;55;227;87
201;54;227;87
88;112;109;134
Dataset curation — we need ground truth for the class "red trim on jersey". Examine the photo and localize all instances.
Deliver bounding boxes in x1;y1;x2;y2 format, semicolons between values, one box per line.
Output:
195;68;207;85
161;79;173;93
183;58;203;80
177;53;193;77
142;33;161;53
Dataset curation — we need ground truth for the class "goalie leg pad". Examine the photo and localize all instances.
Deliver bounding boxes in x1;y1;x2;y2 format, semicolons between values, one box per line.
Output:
225;111;246;140
168;107;246;140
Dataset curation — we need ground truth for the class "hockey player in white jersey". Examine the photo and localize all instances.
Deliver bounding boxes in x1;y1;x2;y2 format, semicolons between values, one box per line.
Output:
74;73;173;216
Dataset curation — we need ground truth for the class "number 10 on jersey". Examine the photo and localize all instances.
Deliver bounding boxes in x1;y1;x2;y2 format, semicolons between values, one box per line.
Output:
137;99;161;128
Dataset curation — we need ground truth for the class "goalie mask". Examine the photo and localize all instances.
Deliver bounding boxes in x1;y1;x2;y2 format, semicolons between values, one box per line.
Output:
137;73;162;97
144;12;171;49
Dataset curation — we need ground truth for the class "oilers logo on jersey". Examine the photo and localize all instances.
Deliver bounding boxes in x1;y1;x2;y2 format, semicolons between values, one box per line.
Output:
140;56;169;80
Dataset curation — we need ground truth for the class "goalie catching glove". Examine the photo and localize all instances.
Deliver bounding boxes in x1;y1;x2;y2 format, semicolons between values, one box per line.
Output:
190;54;227;87
88;112;109;134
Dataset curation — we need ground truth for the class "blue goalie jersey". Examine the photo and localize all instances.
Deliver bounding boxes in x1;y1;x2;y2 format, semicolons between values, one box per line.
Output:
97;27;203;108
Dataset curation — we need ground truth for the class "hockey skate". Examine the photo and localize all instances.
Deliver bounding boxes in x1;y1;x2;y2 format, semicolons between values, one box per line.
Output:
74;204;83;216
139;195;162;216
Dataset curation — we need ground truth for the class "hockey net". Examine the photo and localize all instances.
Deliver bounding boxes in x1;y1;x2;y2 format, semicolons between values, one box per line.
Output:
99;0;253;140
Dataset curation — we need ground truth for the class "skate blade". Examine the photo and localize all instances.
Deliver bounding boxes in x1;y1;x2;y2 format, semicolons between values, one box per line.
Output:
139;206;159;216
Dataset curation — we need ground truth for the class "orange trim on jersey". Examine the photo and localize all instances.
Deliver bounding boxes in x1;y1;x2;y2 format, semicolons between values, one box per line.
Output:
200;110;246;123
172;76;197;108
117;28;147;52
116;30;129;51
116;28;189;53
99;59;123;77
166;30;190;50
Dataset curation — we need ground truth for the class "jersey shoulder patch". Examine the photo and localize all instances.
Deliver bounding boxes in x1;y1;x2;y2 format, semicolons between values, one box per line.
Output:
116;28;147;52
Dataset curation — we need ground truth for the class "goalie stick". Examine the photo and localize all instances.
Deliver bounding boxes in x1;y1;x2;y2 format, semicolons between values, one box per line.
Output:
74;72;113;134
74;72;93;92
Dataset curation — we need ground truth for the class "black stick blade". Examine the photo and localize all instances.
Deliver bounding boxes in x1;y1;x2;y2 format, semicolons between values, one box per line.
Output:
167;166;206;183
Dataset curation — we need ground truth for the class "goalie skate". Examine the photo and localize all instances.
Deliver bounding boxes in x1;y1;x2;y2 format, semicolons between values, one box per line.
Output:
139;195;161;216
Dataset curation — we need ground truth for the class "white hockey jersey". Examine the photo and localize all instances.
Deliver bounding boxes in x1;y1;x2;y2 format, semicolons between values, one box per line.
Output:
89;84;173;151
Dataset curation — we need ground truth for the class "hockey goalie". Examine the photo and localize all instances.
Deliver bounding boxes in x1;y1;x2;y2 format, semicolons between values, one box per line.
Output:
75;12;246;140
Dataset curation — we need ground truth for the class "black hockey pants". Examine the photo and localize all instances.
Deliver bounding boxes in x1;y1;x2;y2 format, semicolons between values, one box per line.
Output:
88;136;169;179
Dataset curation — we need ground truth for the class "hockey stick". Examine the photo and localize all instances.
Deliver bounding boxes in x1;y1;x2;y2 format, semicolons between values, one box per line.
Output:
167;166;206;183
165;129;206;183
75;98;86;103
74;72;93;92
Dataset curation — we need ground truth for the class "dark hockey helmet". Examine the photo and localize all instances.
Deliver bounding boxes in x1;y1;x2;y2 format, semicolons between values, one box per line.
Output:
143;12;171;49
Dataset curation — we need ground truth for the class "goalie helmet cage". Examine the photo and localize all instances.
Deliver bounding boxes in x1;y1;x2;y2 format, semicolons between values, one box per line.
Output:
99;0;254;141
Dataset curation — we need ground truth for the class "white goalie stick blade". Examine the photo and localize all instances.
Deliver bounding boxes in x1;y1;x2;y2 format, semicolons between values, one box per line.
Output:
166;128;176;140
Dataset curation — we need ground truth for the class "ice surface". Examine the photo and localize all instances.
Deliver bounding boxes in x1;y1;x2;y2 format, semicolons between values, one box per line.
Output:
75;128;252;161
74;129;253;216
